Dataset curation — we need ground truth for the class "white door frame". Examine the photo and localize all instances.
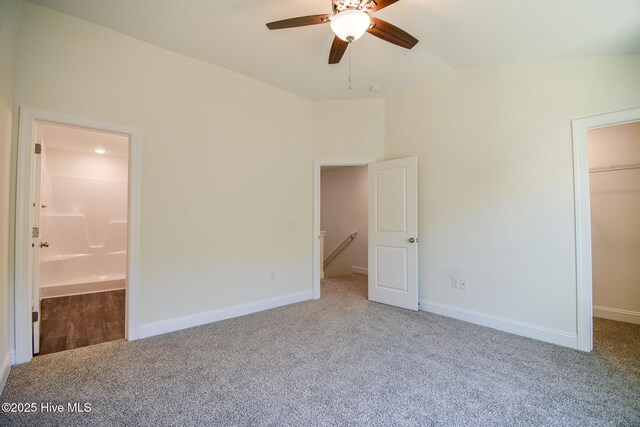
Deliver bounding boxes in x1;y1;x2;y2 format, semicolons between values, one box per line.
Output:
313;158;374;299
572;106;640;352
14;107;142;364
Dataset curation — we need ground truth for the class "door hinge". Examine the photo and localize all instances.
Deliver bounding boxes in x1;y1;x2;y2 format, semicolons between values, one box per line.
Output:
32;311;39;322
35;143;42;154
32;227;39;238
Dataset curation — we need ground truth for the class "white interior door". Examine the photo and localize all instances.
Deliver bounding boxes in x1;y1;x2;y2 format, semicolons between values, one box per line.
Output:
30;129;43;354
368;157;418;310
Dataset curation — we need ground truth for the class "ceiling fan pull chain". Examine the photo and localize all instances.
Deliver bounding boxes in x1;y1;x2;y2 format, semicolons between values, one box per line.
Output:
348;42;352;90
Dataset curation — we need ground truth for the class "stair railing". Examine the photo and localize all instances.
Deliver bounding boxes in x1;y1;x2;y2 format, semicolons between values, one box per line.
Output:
323;231;357;268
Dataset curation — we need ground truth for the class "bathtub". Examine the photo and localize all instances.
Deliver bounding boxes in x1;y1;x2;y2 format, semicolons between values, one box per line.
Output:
40;214;127;298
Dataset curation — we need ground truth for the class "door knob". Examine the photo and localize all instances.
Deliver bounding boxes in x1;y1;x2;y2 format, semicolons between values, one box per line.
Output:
408;238;418;243
40;242;49;248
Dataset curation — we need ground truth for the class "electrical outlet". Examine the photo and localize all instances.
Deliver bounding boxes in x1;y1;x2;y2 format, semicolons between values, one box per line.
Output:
286;218;295;228
452;276;468;290
270;272;277;281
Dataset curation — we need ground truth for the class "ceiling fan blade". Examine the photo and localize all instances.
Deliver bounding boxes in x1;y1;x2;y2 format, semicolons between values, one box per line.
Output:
266;14;331;30
367;17;418;49
371;0;400;11
328;36;349;64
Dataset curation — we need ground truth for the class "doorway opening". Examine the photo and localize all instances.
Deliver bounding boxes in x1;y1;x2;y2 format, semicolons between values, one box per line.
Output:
313;156;419;311
15;108;140;364
320;165;369;300
313;159;372;300
572;107;640;352
35;122;129;355
586;121;640;365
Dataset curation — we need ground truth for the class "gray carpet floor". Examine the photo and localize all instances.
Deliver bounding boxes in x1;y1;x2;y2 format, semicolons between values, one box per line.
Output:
1;274;639;426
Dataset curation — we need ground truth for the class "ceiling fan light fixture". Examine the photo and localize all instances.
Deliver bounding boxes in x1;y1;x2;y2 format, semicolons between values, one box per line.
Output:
330;10;371;42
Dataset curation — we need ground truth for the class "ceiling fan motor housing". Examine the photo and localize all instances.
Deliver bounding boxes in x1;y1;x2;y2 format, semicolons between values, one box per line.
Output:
332;0;375;14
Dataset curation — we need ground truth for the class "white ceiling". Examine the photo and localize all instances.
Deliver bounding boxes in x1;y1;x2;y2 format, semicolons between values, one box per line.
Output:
39;122;129;158
28;0;640;100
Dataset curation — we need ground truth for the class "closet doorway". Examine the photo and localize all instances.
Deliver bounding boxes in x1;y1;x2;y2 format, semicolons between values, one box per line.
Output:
587;121;640;360
588;121;640;325
571;108;640;351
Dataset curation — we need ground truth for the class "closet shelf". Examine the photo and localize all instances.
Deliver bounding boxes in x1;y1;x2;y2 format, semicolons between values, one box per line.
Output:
589;162;640;174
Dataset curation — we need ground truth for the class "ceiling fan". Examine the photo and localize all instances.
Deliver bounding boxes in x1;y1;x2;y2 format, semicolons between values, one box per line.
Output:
266;0;418;65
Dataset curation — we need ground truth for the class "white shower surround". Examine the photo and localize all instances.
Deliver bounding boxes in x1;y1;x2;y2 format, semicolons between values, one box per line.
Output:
40;216;127;295
39;144;128;297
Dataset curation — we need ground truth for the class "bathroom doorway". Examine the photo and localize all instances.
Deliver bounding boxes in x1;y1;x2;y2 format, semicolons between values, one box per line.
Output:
34;121;129;355
14;107;140;364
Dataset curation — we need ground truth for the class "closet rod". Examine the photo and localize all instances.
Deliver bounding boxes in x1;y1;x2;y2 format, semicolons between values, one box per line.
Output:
589;162;640;174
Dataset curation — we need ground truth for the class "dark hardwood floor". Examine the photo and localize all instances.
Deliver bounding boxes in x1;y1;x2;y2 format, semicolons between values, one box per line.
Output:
39;290;125;355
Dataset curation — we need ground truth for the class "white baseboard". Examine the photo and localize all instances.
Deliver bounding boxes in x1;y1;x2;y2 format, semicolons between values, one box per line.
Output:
352;266;368;275
40;279;125;299
0;352;11;395
594;306;640;325
138;290;313;339
419;300;578;349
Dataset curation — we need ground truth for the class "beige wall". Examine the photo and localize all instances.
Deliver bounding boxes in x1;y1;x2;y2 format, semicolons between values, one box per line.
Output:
313;98;385;161
0;0;23;376
321;166;368;277
588;122;640;323
385;55;640;335
11;3;313;330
